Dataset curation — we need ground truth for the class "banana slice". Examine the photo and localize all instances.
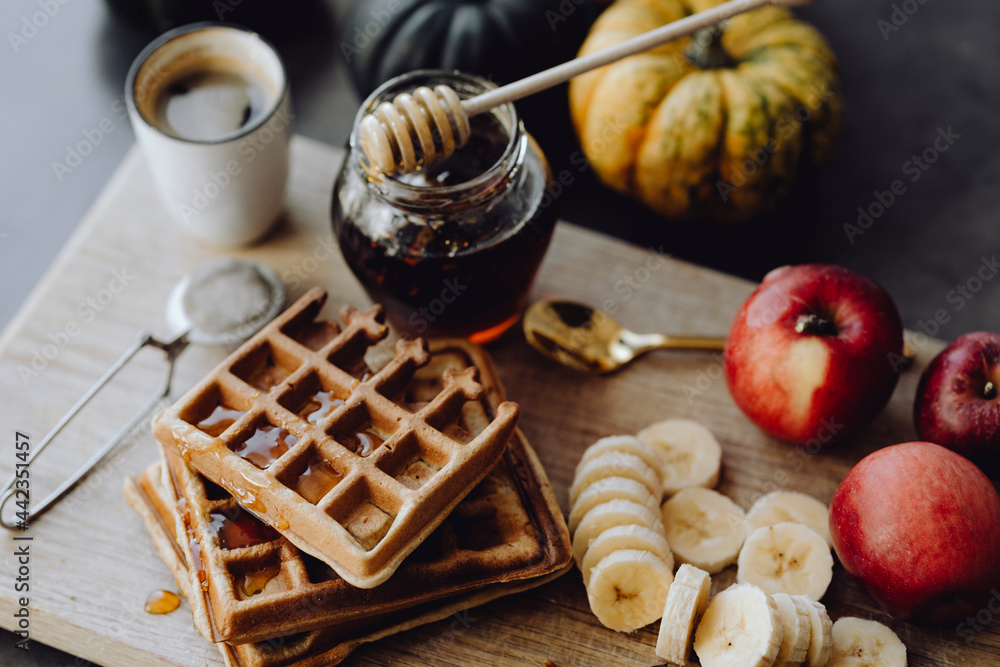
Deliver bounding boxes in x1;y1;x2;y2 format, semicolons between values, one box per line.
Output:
737;523;833;600
747;490;833;548
655;564;711;665
772;593;812;666
569;451;663;506
829;617;907;666
798;597;833;667
587;548;674;632
693;583;783;667
568;476;661;535
580;524;673;586
636;419;722;496
661;486;748;573
572;498;664;567
577;435;664;479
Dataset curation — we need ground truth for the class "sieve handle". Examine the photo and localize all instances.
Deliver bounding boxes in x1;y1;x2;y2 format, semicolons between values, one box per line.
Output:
0;331;190;529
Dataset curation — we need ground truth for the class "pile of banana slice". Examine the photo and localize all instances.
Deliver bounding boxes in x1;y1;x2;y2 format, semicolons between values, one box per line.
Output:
568;419;908;667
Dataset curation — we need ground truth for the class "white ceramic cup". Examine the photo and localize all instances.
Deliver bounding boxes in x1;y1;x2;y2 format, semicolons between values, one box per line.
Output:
126;23;291;246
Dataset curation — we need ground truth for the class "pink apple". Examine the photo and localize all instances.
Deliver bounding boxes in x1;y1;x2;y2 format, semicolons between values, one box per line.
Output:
914;331;1000;474
724;264;903;445
830;441;1000;625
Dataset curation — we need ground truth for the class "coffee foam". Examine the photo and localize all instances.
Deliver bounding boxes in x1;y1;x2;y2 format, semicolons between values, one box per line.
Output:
132;27;284;141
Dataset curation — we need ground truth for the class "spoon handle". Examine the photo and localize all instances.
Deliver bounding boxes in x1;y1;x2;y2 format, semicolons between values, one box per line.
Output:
658;335;727;351
620;330;726;354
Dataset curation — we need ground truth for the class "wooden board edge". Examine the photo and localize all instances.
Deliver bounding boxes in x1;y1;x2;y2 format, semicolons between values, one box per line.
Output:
0;595;184;667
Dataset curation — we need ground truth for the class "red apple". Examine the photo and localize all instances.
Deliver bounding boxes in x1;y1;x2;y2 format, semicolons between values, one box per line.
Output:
914;331;1000;474
830;441;1000;625
724;264;903;445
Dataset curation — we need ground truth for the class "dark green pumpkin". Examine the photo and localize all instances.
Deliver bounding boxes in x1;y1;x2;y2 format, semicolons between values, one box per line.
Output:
341;0;596;97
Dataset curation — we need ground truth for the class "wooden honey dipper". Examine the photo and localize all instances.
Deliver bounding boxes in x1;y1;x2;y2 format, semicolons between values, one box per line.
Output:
359;0;815;176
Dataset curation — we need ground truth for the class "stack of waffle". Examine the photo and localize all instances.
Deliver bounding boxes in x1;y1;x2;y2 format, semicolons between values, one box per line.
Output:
125;288;572;665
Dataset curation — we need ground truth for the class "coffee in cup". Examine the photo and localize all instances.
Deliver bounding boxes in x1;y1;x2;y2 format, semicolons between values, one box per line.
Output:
126;23;291;246
152;69;272;142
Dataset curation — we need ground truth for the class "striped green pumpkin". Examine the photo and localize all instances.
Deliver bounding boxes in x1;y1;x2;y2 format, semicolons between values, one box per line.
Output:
569;0;843;222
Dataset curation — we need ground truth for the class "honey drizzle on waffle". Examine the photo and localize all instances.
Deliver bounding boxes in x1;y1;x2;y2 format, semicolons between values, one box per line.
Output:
144;341;571;645
152;288;519;589
125;457;572;667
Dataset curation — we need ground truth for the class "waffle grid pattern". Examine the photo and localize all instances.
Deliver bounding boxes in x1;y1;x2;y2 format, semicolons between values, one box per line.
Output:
153;288;518;589
125;459;570;667
162;392;548;643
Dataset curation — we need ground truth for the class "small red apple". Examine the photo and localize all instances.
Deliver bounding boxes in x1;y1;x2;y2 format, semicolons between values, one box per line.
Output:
724;264;903;445
914;331;1000;474
830;441;1000;625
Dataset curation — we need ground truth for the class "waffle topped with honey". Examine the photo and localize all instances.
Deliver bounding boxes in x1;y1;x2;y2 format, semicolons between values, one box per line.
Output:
125;459;568;667
152;288;519;589
129;339;572;661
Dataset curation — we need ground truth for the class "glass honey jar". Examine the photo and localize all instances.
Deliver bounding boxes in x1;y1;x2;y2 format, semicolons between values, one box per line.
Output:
331;70;557;344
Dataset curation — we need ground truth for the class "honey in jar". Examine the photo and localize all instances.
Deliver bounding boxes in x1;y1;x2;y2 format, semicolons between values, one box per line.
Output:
332;71;557;344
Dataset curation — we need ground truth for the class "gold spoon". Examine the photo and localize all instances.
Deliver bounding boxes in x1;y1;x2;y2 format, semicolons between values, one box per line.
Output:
522;300;725;374
523;299;921;374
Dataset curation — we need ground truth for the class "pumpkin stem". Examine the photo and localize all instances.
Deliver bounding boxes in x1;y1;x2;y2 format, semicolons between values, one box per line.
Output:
686;27;733;70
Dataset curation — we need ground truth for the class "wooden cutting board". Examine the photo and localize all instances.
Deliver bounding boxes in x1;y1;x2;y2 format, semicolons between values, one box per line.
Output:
0;136;991;667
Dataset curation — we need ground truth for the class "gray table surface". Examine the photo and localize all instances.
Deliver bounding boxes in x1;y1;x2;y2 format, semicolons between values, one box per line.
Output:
2;0;999;664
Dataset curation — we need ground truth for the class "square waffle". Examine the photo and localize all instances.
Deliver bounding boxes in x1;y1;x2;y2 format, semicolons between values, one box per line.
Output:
142;339;572;644
125;459;569;667
152;288;519;588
